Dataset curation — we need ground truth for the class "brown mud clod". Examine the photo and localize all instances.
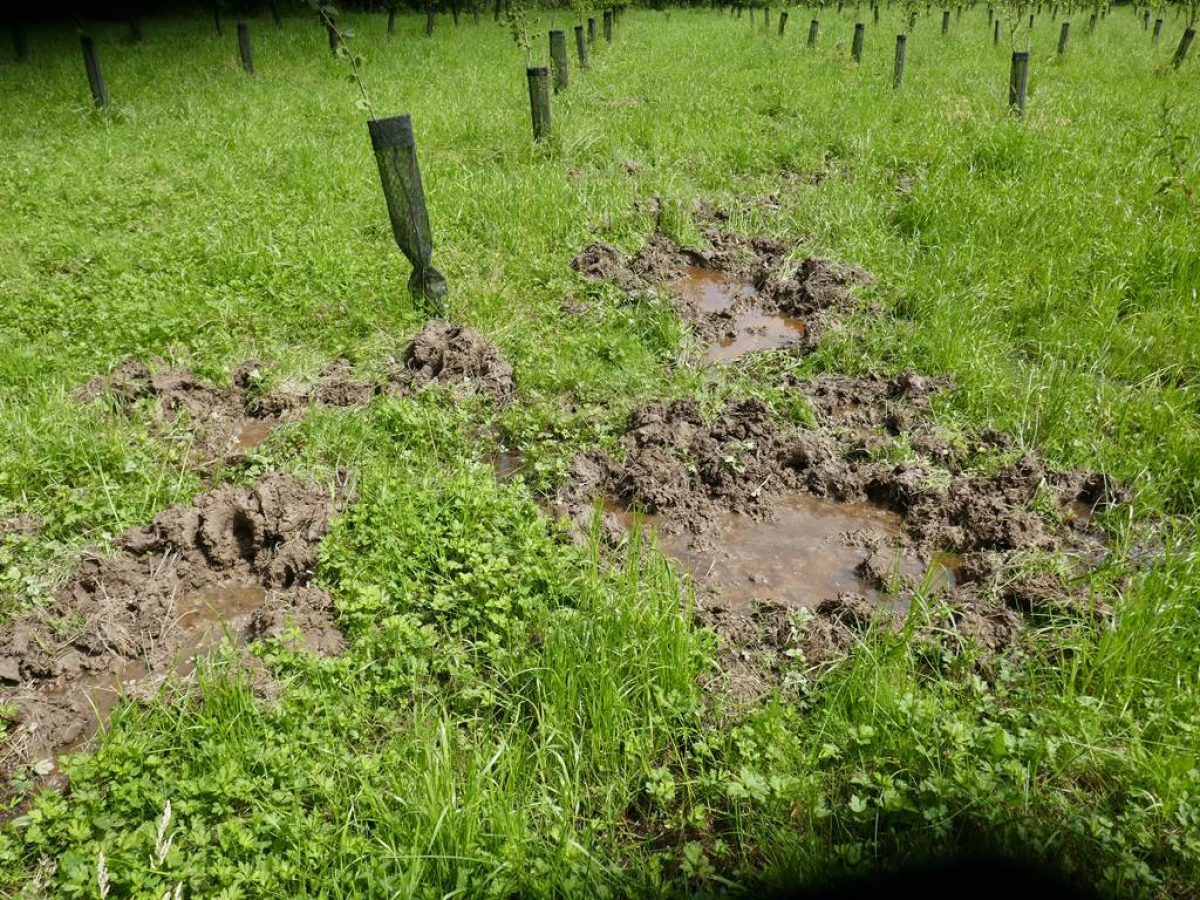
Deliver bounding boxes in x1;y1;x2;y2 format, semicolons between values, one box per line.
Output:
554;372;1122;703
393;320;515;401
0;474;353;779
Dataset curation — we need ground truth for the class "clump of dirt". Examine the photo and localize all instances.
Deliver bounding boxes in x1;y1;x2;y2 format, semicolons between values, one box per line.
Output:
570;228;869;361
556;398;794;535
392;320;515;401
308;358;379;409
0;514;42;541
80;357;380;464
555;373;1124;703
0;474;352;779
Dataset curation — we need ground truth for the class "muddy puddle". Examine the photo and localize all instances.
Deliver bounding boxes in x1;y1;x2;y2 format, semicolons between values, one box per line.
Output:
232;419;275;453
0;475;352;779
679;266;806;363
610;493;954;613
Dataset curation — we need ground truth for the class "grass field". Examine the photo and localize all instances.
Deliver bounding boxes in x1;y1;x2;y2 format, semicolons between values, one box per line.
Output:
2;2;1200;896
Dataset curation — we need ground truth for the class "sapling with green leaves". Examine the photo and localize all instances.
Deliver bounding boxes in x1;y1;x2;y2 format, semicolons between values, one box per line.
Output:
309;3;375;116
506;0;536;66
998;0;1033;48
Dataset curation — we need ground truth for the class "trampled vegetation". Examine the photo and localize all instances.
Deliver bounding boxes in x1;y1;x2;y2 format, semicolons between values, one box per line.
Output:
1;1;1199;896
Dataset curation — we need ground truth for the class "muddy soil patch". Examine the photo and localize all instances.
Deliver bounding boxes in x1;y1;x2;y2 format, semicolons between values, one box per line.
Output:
79;357;379;465
571;229;871;361
79;323;515;464
556;373;1123;701
0;474;353;779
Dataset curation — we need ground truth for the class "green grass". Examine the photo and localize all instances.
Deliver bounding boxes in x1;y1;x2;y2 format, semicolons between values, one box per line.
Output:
2;4;1200;897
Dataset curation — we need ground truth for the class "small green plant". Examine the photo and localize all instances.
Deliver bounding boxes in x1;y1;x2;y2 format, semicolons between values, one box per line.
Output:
309;2;377;117
505;0;536;66
1150;95;1196;200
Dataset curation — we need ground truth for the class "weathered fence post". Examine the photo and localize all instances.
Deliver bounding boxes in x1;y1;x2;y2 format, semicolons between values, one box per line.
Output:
494;0;502;22
238;21;254;74
367;114;447;310
852;22;865;60
526;66;551;141
1153;17;1163;41
1173;27;1195;67
575;23;589;67
942;8;950;33
779;9;788;35
452;0;461;26
473;3;480;24
874;3;880;24
1008;50;1029;117
588;16;597;41
549;30;568;91
426;6;436;36
808;18;820;45
327;18;340;53
603;8;613;42
993;18;999;43
893;31;906;87
1057;20;1069;55
1142;10;1149;30
80;35;108;109
388;6;397;37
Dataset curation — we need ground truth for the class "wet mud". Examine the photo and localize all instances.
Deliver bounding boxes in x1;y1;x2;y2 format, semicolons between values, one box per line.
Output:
679;266;807;363
554;371;1125;701
571;229;870;361
0;474;352;778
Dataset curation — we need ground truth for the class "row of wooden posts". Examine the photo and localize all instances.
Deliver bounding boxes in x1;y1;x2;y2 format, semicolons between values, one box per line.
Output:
737;1;1193;115
745;0;1193;74
28;4;620;117
14;1;1194;123
528;7;620;139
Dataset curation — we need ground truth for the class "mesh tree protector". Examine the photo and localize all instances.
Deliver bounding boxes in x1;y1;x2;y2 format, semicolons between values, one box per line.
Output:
368;115;448;309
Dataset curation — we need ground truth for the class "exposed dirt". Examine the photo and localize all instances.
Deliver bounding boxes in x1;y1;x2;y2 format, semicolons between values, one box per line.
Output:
78;322;516;463
0;515;42;541
554;371;1124;702
0;474;352;779
570;229;871;359
390;320;515;401
79;357;379;465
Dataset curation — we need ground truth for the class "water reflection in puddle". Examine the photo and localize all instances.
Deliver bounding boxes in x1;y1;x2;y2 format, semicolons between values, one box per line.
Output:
173;583;266;676
678;266;805;363
614;494;953;612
